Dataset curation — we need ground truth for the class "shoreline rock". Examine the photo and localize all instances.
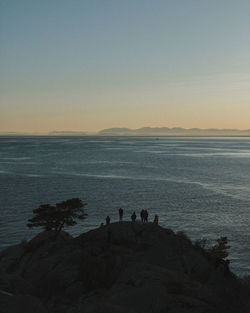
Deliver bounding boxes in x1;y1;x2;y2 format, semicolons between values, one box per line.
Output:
0;222;249;313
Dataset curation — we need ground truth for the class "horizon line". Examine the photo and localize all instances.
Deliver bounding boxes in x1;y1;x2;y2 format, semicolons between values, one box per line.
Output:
1;126;250;134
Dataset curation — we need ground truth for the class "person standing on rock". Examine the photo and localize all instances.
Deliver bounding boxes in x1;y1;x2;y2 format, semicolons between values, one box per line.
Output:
131;212;136;222
140;209;145;223
106;215;110;225
119;208;123;221
153;214;159;225
145;210;148;223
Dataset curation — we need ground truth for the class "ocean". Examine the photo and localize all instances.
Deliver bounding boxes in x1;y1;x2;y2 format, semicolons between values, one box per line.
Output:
0;136;249;275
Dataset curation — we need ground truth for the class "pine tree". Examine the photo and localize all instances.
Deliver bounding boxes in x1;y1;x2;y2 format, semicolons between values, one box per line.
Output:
27;198;87;232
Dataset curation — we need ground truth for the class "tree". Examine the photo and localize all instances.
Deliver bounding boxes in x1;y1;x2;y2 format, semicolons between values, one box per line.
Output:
208;236;230;262
27;198;87;232
195;236;231;263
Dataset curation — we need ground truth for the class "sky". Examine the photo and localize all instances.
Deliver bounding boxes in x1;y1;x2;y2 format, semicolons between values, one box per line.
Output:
0;0;250;132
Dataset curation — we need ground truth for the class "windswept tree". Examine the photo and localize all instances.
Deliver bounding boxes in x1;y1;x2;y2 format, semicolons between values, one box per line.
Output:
195;236;231;264
27;198;87;232
208;236;231;263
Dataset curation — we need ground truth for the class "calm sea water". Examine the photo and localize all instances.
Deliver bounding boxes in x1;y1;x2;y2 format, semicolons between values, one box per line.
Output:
0;136;249;275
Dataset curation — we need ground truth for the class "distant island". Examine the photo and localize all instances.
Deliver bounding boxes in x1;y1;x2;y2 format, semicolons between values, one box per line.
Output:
1;127;250;137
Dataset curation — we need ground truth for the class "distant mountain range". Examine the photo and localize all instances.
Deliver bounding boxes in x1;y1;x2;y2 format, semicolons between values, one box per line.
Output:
98;127;250;136
1;128;250;136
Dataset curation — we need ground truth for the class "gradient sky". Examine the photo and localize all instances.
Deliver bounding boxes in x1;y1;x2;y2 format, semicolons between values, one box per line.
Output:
1;0;250;132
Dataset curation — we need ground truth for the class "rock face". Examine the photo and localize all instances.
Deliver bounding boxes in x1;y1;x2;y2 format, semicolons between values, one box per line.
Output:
0;222;249;313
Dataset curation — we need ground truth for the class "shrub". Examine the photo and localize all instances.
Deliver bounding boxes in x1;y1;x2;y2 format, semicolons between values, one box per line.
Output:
195;236;231;264
207;236;230;261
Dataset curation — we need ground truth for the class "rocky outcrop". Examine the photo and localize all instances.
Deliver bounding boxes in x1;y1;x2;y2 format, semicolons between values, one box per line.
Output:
0;222;249;313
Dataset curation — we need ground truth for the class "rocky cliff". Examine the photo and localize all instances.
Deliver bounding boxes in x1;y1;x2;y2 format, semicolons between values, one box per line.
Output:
0;222;249;313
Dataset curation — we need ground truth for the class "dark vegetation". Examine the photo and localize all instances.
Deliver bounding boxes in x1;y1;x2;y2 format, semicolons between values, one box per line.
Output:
194;236;230;264
177;231;231;267
27;198;87;232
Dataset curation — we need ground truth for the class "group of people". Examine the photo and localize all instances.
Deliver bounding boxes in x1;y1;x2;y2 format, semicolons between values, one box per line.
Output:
131;209;148;222
106;208;124;225
105;208;158;225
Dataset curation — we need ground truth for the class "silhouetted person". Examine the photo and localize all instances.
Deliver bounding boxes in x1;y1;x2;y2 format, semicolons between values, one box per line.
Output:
153;214;159;225
106;215;110;225
140;209;145;223
131;212;136;222
119;207;123;221
145;210;148;222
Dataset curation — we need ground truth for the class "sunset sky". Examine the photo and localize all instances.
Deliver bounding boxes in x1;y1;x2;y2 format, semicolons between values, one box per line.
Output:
1;0;250;133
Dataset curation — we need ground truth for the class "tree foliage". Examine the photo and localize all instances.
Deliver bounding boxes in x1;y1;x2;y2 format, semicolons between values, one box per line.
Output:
27;198;87;232
195;236;231;263
207;236;230;261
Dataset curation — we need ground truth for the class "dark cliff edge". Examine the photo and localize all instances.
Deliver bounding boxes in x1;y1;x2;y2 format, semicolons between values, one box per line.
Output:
0;222;249;313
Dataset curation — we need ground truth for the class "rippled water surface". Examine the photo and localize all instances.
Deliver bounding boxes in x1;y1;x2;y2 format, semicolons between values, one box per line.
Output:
0;136;249;274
